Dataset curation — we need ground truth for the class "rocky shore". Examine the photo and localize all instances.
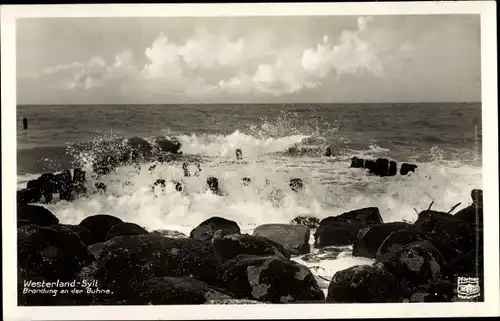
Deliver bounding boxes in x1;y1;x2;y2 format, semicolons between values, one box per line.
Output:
17;188;483;305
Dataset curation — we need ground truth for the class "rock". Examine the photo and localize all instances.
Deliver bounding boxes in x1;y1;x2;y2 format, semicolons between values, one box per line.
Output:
364;159;376;173
290;215;320;228
220;255;324;303
91;235;221;294
350;157;364;168
153;179;166;188
314;217;366;247
375;240;446;291
325;146;332;157
335;207;383;225
126;136;152;157
190;216;241;242
375;158;390;177
413;210;455;233
17;204;59;227
54;169;73;201
300;246;352;263
453;200;483;227
92;155;119;176
116;276;232;305
88;242;106;258
449;249;484;277
105;222;149;241
78;214;123;244
207;177;221;195
471;189;483;205
400;163;418;175
27;173;58;203
18;224;94;281
289;178;304;192
253;224;310;255
151;229;187;238
155;136;182;154
72;168;87;195
17;187;42;205
408;279;456;302
212;233;290;262
388;160;397;176
376;228;427;261
326;265;404;303
352;222;413;259
48;224;94;246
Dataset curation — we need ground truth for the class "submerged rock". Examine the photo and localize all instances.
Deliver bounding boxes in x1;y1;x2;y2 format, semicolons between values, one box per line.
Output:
220;255;324;303
212;233;290;262
400;163;418;175
78;214;123;245
190;216;241;242
253;224;310;255
326;265;404;303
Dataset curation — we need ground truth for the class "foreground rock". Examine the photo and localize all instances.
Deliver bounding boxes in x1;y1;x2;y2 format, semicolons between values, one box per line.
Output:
220;255;324;303
314;217;366;247
453;189;483;227
18;224;94;281
89;235;221;298
352;222;413;259
253;224;310;255
49;224;94;246
112;277;231;305
190;217;241;242
326;265;403;303
151;229;187;238
335;207;383;225
376;228;427;261
212;233;290;262
18;205;59;227
105;222;149;241
78;214;124;244
290;215;320;228
375;240;446;292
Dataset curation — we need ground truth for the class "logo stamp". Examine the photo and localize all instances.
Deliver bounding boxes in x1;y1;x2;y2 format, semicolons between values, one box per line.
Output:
457;277;481;299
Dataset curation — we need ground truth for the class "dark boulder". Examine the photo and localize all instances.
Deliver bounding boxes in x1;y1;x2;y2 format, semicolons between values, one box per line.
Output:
314;217;366;247
92;155;119;176
17;204;59;227
364;159;377;173
375;158;390;177
151;229;187;238
253;224;310;255
453;203;483;227
220;255;324;303
352;222;413;259
400;163;418;175
88;242;106;258
190;216;241;242
105;222;149;241
27;173;57;203
155;136;182;154
375;240;446;291
124;136;153;162
72;168;87;195
326;265;404;303
78;214;123;244
388;160;397;176
212;233;290;262
335;207;383;225
121;277;231;305
17;188;42;205
54;169;73;201
413;210;455;233
376;228;427;261
91;235;221;294
18;224;94;281
48;224;94;246
290;215;320;229
350;157;364;168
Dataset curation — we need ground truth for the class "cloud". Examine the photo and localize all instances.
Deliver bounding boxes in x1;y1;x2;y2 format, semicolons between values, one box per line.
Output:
25;16;416;101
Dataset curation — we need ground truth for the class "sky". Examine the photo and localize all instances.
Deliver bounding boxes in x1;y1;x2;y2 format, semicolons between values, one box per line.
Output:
16;15;481;104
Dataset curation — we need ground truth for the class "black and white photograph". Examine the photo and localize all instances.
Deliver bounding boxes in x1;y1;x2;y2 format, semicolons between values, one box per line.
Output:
2;2;499;320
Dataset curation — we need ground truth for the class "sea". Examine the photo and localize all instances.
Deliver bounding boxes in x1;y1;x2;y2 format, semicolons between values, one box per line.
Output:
16;102;483;292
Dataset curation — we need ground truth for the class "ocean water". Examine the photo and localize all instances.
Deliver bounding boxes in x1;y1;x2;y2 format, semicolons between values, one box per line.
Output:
16;103;483;291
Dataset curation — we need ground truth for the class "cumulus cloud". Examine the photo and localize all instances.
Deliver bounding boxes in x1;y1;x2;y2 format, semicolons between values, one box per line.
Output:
31;16;394;99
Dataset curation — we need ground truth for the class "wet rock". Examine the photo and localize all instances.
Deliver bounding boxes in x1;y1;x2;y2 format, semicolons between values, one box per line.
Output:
413;210;455;233
105;222;149;241
212;233;290;262
388;160;397;176
18;224;94;281
151;229;187;238
253;224;310;255
350;156;364;168
17;204;59;227
72;168;87;195
27;173;58;203
117;276;232;305
335;207;383;225
376;228;427;261
155;136;182;154
54;169;73;201
326;265;404;303
88;242;106;258
400;163;418;175
289;178;304;192
190;216;241;242
78;214;123;244
300;246;352;263
375;240;446;291
91;235;221;294
17;188;42;205
290;215;320;229
352;222;413;259
92;155;119;176
325;146;332;157
364;159;377;173
220;255;324;303
375;158;390;177
48;224;94;246
314;217;366;247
